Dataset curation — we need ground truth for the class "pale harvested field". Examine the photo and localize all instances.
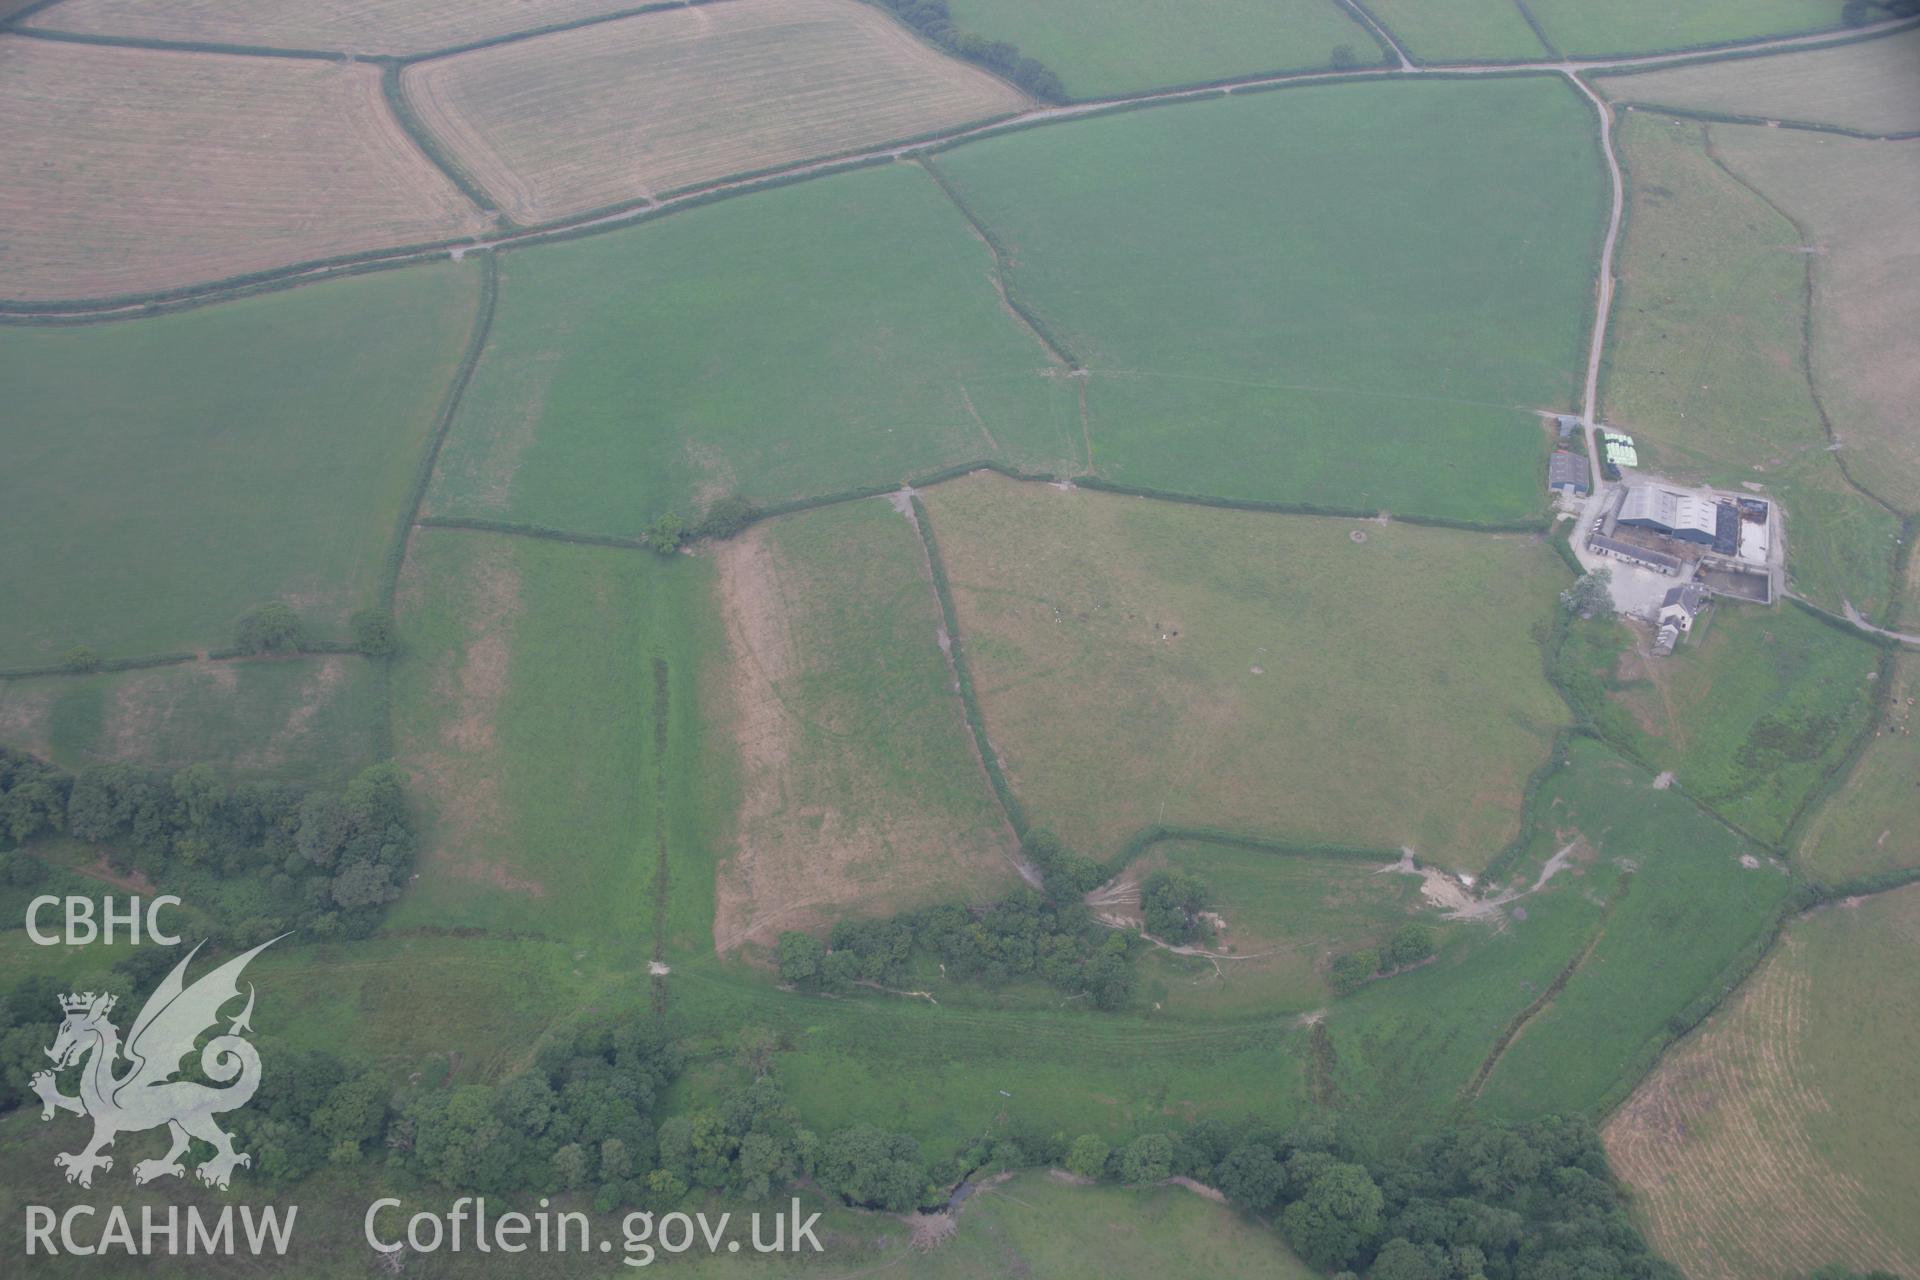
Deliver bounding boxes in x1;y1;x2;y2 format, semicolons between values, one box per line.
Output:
26;0;655;55
1601;29;1920;136
711;499;1019;954
0;38;490;301
401;0;1028;224
1605;886;1920;1280
1708;126;1920;515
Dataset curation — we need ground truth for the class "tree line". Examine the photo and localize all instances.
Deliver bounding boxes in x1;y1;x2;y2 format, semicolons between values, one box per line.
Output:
0;745;420;945
0;964;1818;1279
1058;1113;1679;1280
777;828;1141;1008
877;0;1067;102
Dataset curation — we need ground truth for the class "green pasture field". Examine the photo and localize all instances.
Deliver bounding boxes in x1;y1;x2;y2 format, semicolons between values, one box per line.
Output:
1706;127;1920;532
0;656;379;785
710;497;1018;953
425;163;1080;541
920;472;1571;872
1598;28;1920;135
1472;738;1797;1119
1321;737;1789;1145
1600;112;1901;617
1798;652;1920;884
680;1172;1319;1279
386;527;723;960
1601;603;1878;844
0;1124;1314;1280
1525;0;1851;57
929;76;1606;522
1606;884;1920;1280
0;260;482;668
1128;840;1445;1016
1359;0;1551;62
1318;864;1601;1145
943;0;1384;98
669;956;1308;1152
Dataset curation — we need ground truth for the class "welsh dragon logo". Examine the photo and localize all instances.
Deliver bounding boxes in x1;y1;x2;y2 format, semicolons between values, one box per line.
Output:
31;937;282;1190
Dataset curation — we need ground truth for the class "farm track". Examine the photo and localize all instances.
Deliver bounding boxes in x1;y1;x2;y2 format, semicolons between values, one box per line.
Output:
3;17;1912;320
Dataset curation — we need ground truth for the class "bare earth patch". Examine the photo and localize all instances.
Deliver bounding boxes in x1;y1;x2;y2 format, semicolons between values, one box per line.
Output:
0;38;489;301
710;504;1018;954
400;0;1028;224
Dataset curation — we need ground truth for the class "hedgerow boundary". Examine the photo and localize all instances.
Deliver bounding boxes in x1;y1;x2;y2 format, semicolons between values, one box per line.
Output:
381;256;499;610
911;155;1080;370
4;24;1908;320
1582;16;1920;82
909;491;1028;838
1607;101;1920;143
1516;15;1900;65
0;652;197;681
381;63;510;223
6;26;345;57
1510;0;1562;61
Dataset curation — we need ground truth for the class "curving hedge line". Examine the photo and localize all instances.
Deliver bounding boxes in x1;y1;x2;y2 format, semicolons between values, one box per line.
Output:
380;63;509;221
